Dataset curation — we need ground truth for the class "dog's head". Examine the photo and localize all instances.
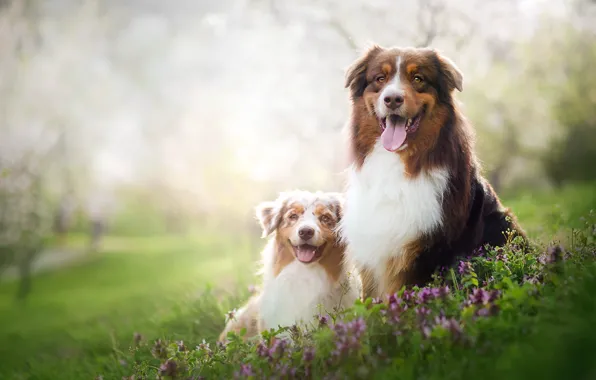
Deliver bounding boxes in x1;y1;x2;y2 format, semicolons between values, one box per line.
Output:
256;190;343;264
345;45;463;154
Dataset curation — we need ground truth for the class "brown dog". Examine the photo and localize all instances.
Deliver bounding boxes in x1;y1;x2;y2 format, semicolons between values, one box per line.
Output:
339;45;527;299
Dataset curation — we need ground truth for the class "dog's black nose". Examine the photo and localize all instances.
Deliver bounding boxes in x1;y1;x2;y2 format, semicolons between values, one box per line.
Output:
298;227;315;240
384;94;404;110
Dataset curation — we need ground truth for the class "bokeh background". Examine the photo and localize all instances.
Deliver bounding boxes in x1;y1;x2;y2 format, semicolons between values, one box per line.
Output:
0;0;595;378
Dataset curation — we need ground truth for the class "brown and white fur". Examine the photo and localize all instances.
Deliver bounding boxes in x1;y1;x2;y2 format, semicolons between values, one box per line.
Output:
339;45;527;300
219;190;360;342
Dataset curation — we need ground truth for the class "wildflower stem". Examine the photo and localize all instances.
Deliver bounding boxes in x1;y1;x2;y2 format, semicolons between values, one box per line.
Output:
450;268;461;295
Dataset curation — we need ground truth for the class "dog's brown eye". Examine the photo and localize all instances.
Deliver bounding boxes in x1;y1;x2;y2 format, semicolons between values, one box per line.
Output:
320;215;331;224
375;75;386;84
289;213;299;221
413;75;424;83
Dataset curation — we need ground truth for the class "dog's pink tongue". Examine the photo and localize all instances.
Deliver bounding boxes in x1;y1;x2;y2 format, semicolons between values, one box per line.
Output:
296;245;316;262
381;118;407;152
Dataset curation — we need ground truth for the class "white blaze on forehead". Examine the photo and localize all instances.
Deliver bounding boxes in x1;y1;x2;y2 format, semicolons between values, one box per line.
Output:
292;202;324;245
387;56;403;91
376;56;405;117
297;203;319;229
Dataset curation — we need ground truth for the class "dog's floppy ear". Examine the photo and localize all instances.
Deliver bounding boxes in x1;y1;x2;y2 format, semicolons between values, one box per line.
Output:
435;51;463;92
255;197;285;238
326;192;345;222
345;45;383;98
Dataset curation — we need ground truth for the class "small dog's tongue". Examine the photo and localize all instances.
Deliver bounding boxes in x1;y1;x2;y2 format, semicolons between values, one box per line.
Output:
381;117;407;152
296;245;317;262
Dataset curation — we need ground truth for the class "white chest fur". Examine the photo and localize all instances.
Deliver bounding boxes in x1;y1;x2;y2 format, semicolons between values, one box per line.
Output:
259;259;358;331
340;142;449;281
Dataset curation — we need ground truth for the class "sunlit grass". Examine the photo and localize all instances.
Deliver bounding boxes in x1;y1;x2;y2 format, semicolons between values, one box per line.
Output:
503;182;596;239
0;231;260;378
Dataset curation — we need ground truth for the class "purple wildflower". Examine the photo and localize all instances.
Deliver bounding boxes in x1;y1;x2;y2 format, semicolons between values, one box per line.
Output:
275;361;297;377
384;293;405;323
387;293;399;305
540;245;566;265
290;324;300;339
476;304;499;317
318;314;329;327
523;275;539;285
402;289;416;303
482;276;496;287
435;316;463;338
458;260;473;275
415;306;431;318
387;311;402;324
303;346;316;362
438;285;450;298
352;317;367;335
430;287;442;298
225;308;238;323
197;339;210;354
417;288;434;304
469;288;490;304
388;299;404;312
467;288;500;306
331;317;367;358
276;362;290;376
269;338;288;359
158;359;178;377
238;364;254;377
332;320;347;335
464;288;501;317
256;341;269;358
151;339;167;359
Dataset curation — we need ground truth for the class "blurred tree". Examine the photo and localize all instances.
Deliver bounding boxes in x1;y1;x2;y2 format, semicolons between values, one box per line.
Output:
52;131;76;241
0;160;51;299
542;28;596;186
0;0;110;296
0;1;49;293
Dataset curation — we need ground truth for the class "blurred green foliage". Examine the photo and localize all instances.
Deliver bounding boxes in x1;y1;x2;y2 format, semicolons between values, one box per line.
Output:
543;28;596;185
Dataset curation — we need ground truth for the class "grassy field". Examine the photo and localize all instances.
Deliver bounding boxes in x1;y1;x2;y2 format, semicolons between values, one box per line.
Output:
0;183;594;379
0;233;259;379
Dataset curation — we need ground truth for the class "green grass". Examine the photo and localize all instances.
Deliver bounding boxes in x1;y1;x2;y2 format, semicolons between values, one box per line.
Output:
0;232;260;379
0;182;594;379
503;182;596;239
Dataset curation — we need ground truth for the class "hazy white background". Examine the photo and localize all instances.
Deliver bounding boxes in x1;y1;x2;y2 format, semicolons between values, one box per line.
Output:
0;0;592;234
